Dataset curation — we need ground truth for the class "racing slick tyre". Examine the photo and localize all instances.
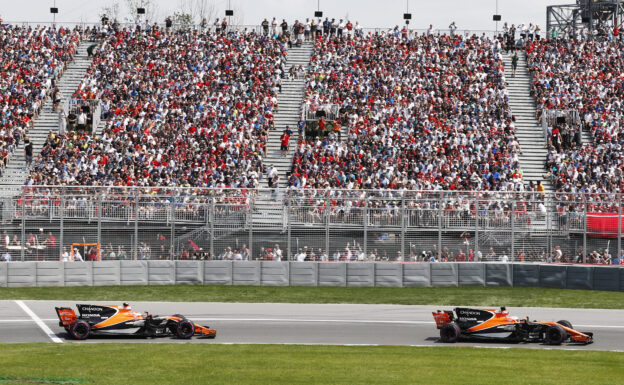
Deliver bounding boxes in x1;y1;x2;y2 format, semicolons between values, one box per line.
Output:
545;325;567;345
69;320;90;340
556;320;573;329
176;320;195;339
440;322;461;343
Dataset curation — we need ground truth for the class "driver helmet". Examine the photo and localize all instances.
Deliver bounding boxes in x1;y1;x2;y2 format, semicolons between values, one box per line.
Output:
122;302;131;309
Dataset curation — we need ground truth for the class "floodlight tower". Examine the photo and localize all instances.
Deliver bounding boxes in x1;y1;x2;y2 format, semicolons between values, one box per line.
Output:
547;0;624;38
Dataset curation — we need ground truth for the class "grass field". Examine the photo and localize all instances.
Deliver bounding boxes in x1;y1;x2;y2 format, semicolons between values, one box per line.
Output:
0;344;622;385
1;285;623;309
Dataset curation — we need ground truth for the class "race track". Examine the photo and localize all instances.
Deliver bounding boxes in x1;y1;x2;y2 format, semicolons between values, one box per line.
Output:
1;300;623;351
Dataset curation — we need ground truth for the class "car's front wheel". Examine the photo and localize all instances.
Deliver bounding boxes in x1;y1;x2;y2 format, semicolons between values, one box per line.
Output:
546;325;567;345
176;320;195;339
69;320;90;340
556;320;572;329
440;323;461;343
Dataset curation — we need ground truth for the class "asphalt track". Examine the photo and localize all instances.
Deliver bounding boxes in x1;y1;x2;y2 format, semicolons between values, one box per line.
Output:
1;300;623;351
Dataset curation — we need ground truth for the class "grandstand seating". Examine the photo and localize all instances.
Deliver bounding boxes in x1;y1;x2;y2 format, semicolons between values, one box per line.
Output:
0;24;80;176
27;26;287;188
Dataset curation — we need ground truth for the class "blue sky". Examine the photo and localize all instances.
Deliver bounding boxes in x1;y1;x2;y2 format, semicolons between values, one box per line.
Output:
4;0;572;30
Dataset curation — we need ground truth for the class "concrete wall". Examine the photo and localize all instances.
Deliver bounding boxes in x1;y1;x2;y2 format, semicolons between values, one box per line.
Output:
1;262;622;291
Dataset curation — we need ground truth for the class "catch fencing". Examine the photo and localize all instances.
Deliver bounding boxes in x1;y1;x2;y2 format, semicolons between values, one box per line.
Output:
1;187;623;264
1;261;623;291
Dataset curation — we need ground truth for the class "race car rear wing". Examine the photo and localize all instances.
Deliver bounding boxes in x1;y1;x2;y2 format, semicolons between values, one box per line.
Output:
55;307;77;327
432;310;455;329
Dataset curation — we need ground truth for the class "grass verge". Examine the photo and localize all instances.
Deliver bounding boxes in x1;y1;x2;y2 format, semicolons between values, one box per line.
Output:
0;285;623;308
1;344;622;385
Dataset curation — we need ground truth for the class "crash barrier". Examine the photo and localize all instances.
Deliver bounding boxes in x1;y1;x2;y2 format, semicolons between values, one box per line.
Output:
1;262;623;291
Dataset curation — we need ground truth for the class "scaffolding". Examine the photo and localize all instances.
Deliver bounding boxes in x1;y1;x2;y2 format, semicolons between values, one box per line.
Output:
547;0;624;38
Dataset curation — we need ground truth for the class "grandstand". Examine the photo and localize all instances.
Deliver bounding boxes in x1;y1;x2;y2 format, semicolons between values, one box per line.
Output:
0;12;622;265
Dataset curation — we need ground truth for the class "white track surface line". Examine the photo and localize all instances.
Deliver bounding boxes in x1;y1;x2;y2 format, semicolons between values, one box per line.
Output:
14;301;63;343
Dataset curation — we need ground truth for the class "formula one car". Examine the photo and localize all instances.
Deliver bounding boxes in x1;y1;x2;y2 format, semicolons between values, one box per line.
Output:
55;303;216;340
433;307;593;345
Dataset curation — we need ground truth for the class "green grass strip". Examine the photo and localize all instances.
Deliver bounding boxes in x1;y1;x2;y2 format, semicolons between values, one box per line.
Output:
1;285;624;309
1;343;622;385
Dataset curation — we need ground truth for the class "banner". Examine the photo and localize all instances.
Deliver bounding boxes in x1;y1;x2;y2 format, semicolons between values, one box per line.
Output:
586;213;622;238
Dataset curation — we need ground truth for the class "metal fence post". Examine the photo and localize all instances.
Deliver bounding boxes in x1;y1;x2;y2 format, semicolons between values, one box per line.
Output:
511;201;515;261
287;194;292;261
583;197;587;263
325;196;330;258
169;197;175;260
97;194;102;252
209;198;215;259
134;192;139;260
59;195;64;261
248;197;253;259
618;197;622;261
438;193;443;259
363;197;368;259
20;191;25;261
474;197;479;260
401;197;406;260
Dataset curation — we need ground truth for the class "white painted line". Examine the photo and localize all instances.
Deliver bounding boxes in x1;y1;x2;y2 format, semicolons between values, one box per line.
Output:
190;318;433;324
14;301;63;343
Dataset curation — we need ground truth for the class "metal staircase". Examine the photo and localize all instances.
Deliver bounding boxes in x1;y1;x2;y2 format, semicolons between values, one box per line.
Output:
253;41;314;226
503;52;552;193
0;40;95;187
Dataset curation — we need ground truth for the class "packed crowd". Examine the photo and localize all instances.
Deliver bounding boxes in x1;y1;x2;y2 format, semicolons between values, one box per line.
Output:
291;32;522;192
26;25;288;188
0;24;80;175
526;38;624;195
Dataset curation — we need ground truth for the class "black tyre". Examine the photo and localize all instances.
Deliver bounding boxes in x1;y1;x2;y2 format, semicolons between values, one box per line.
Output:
546;325;567;345
556;320;572;329
176;320;195;339
69;320;90;340
440;323;461;343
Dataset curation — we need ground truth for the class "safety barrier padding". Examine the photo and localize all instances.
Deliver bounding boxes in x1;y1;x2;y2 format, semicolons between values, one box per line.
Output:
621;268;624;292
289;262;318;286
346;263;375;287
120;260;148;286
566;265;594;290
204;261;233;285
485;263;512;286
402;263;431;287
64;262;92;286
539;265;566;288
7;262;36;287
318;263;346;286
458;263;485;286
36;262;64;287
0;262;8;287
147;260;175;285
92;260;121;286
512;264;539;287
593;266;621;292
431;263;458;287
374;263;403;287
260;261;289;286
232;261;260;285
175;261;203;285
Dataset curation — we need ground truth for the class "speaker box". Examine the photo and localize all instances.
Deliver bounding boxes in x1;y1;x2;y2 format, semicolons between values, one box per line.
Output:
493;15;502;21
50;7;58;14
404;13;412;20
137;8;145;15
314;11;323;18
225;10;234;16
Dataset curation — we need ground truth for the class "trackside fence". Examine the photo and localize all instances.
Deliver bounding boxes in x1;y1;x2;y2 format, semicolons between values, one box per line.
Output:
0;187;623;264
0;261;622;290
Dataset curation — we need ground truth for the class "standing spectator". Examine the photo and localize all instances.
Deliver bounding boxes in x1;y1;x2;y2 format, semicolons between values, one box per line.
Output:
24;138;33;168
262;18;269;36
511;52;519;77
58;109;67;136
280;129;290;156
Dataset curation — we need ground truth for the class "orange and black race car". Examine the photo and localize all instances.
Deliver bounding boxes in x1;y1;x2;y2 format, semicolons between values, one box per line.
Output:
55;303;216;340
433;307;593;345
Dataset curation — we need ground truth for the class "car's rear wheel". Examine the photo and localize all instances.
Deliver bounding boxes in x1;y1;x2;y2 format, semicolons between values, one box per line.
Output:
556;320;572;329
546;325;567;345
440;323;461;343
176;320;195;339
69;320;90;340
